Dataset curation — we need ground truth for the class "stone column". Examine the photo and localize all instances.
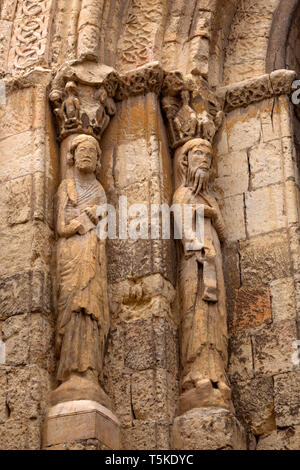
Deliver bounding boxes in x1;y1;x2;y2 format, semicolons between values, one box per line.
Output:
101;63;179;450
43;61;121;450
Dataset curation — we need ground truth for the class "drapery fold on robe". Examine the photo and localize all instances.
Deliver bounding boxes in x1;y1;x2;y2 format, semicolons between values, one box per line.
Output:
173;186;228;386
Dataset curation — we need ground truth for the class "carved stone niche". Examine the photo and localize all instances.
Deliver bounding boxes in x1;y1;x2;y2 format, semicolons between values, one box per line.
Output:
161;71;224;150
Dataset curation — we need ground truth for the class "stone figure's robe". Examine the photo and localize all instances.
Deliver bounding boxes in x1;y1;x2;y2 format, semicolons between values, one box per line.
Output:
56;178;109;383
173;186;228;389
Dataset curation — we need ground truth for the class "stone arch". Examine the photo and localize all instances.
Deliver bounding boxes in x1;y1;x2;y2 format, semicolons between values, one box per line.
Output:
266;0;299;73
222;0;281;85
209;0;239;88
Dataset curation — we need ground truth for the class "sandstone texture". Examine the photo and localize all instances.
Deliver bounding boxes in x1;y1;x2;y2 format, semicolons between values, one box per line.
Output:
0;0;299;451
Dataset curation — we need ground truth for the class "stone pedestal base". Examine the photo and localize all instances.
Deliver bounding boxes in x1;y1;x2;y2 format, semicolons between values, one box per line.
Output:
173;407;246;450
43;400;120;450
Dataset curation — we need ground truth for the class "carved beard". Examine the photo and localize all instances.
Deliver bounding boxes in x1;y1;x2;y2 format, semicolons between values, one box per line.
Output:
187;165;209;195
75;159;96;173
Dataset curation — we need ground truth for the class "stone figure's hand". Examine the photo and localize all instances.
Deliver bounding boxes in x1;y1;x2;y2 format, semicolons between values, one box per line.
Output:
85;206;98;225
203;205;218;220
68;219;84;235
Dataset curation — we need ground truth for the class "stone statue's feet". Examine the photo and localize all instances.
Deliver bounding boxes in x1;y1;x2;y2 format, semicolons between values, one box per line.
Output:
50;374;112;410
179;374;234;416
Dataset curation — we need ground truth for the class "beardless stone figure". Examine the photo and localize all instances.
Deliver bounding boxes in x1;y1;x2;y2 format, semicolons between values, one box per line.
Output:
173;138;234;415
51;134;111;408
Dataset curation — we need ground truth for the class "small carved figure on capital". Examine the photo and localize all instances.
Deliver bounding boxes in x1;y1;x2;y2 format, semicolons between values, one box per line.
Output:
63;81;81;130
95;86;117;138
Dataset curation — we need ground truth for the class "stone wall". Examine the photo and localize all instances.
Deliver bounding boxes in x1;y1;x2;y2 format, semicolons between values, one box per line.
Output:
0;71;57;449
223;0;280;84
215;75;300;449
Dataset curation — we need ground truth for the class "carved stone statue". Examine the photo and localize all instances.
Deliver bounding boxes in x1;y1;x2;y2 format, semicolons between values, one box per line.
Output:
95;86;117;138
63;81;81;130
174;90;198;141
173;138;233;416
51;134;111;409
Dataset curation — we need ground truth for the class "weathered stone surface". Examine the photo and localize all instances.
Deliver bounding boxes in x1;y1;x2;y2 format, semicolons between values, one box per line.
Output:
227;106;262;152
274;372;300;427
6;365;51;421
173;408;246;450
249;140;282;190
252;320;298;376
232;377;276;436
215;150;249;197
131;369;178;423
228;330;254;383
1;314;55;372
0;418;42;450
220;195;246;241
231;286;272;332
124;317;177;373
245;185;286;237
270;277;296;322
47;440;111;450
239;232;292;286
0;368;7;424
257;427;300;451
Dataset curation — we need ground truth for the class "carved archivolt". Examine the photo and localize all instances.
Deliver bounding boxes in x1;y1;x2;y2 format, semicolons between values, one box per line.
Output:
9;0;54;70
117;0;167;72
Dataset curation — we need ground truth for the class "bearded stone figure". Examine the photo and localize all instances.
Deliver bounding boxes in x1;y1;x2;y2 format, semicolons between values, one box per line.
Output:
173;138;234;416
51;134;111;409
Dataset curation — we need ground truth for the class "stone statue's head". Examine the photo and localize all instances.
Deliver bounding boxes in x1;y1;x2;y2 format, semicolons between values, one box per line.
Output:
65;81;78;96
68;134;102;177
175;138;212;194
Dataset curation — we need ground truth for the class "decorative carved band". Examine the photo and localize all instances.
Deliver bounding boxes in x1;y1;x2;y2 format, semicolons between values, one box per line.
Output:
49;61;224;146
9;0;54;70
221;69;296;112
116;62;165;101
49;61;297;143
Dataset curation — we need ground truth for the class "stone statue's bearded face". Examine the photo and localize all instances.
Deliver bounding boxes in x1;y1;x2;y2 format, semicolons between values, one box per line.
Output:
187;144;212;195
74;141;98;173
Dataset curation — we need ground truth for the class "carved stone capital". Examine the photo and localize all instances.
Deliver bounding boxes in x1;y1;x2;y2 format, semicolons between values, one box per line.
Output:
49;60;226;148
49;61;119;142
161;72;223;149
220;69;296;113
116;61;165;101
